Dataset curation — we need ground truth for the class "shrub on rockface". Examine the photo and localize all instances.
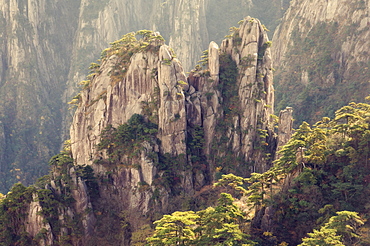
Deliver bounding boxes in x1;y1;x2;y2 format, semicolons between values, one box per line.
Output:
96;114;158;163
249;98;370;245
147;193;256;246
0;183;35;245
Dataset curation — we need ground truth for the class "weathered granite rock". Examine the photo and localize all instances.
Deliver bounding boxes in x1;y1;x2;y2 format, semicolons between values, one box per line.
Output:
18;16;293;244
69;167;96;239
69;19;278;243
68;35;189;241
189;16;276;173
187;41;222;159
25;194;54;246
272;0;370;123
157;45;188;156
277;107;294;153
0;0;289;195
70;37;190;167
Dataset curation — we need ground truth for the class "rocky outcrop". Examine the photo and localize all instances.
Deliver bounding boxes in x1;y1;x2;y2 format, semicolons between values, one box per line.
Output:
69;33;190;242
273;0;370;67
65;0;207;107
0;0;288;195
65;0;287;107
66;17;278;244
188;17;276;173
272;0;370;124
157;45;188;156
3;14;297;246
25;194;54;246
65;0;161;96
220;17;275;170
70;35;188;166
277;107;293;153
158;0;209;72
191;41;221;158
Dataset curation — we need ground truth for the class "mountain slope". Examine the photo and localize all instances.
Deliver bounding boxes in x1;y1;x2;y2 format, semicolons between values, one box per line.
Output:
145;98;370;245
0;0;287;193
272;0;370;125
0;18;289;245
251;98;370;245
0;0;81;192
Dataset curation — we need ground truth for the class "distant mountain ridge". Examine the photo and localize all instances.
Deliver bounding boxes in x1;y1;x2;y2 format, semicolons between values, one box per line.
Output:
272;0;370;125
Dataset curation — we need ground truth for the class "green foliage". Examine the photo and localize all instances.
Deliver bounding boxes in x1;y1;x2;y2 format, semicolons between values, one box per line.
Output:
49;151;74;188
49;151;74;168
258;41;272;60
214;174;247;198
187;125;206;165
248;100;370;245
73;30;165;114
75;165;99;200
68;93;82;109
104;30;164;60
218;53;239;112
147;211;199;245
227;26;242;45
325;211;364;245
147;193;256;245
96;114;190;194
196;49;209;69
0;146;94;245
131;224;154;246
96;114;158;164
194;194;252;246
155;153;187;193
162;59;172;66
299;227;344;246
299;211;364;246
240;54;255;69
0;183;35;245
141;86;160;124
36;189;62;234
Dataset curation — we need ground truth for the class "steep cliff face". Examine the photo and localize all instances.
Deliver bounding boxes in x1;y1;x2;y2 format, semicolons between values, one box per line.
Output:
65;0;287;104
155;0;210;74
0;0;288;194
71;16;276;187
66;17;276;243
66;0;161;91
68;31;193;244
70;32;188;166
188;17;276;174
272;0;370;124
276;107;293;153
63;0;211;149
0;17;286;245
65;0;206;106
0;0;81;192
